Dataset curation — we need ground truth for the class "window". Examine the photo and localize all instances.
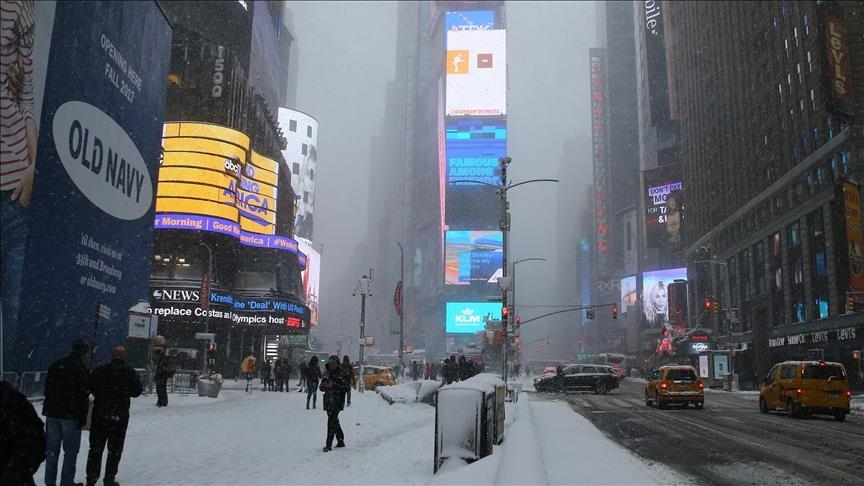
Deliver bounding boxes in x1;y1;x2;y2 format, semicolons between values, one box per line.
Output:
774;267;783;291
292;162;300;175
306;125;313;138
812;126;820;146
309;169;314;181
793;26;799;47
784;38;789;57
792;144;798;161
802;135;809;156
809;88;816;112
799;97;805;114
814;250;826;277
773;16;779;29
301;143;308;156
303;191;309;203
788;222;800;248
809;208;824;237
793;256;803;284
806;50;812;73
288;119;297;132
772;232;781;256
626;221;632;251
780;365;797;379
803;14;809;35
796;63;802;84
826;117;834;138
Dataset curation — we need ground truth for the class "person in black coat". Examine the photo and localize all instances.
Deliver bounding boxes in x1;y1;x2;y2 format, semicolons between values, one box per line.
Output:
85;346;143;486
320;355;348;452
305;356;322;409
42;339;90;486
1;380;45;486
152;347;174;407
341;355;353;405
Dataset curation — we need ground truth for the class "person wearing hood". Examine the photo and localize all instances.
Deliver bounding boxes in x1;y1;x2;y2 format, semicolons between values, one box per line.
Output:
42;339;90;486
320;355;348;452
341;355;353;406
304;356;322;409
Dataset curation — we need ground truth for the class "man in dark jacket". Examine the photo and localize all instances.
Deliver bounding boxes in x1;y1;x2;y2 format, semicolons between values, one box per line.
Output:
341;355;353;406
85;346;143;486
320;355;348;452
152;347;174;407
305;356;322;409
1;380;45;486
42;339;90;486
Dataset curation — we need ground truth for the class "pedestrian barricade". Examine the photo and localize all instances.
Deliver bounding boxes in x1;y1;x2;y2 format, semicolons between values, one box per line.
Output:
170;369;198;395
19;371;47;399
1;371;20;390
433;373;505;473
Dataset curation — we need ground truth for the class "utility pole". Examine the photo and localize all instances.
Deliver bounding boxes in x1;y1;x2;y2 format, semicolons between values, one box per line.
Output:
199;242;214;374
396;242;405;373
353;271;372;393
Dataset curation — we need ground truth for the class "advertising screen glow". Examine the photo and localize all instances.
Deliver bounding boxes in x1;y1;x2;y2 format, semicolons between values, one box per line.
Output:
446;117;506;186
297;237;320;327
445;29;506;116
446;302;501;334
445;230;503;285
642;268;687;328
445;10;495;31
620;275;637;312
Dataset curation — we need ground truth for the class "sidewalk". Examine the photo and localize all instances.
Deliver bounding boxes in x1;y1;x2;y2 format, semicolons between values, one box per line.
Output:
430;390;691;485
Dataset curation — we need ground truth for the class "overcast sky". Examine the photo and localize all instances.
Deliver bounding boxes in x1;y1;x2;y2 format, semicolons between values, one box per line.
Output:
288;1;597;356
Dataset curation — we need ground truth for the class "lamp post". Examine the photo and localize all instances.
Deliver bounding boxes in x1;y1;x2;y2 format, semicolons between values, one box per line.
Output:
199;242;213;374
512;257;547;376
396;242;405;373
353;272;372;393
449;158;558;386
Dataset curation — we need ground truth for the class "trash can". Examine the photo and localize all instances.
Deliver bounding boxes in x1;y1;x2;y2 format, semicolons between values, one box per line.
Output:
197;377;222;398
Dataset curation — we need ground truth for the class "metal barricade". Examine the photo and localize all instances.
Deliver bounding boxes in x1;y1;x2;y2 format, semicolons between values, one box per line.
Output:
19;371;47;399
170;370;198;395
1;371;20;390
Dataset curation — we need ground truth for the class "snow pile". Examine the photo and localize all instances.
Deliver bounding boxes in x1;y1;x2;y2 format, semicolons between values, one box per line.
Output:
378;380;441;404
851;395;864;413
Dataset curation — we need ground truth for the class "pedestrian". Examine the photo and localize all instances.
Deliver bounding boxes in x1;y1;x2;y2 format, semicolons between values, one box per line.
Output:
341;355;353;406
42;339;90;486
152;346;175;407
555;365;568;395
282;360;292;392
305;356;322;409
273;359;283;391
85;346;143;486
297;360;308;392
259;359;272;389
1;380;46;486
240;353;256;393
411;361;420;381
320;355;348;452
458;355;468;381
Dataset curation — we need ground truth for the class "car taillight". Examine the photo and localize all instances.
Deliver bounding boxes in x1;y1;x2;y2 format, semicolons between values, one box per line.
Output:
847;391;852;397
660;382;668;389
698;382;704;389
796;388;803;396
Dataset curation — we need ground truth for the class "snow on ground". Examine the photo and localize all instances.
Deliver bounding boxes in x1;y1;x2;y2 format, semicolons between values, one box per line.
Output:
33;378;691;485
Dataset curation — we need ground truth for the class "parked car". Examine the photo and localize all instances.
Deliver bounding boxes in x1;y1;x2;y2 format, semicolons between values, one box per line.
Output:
644;365;704;409
759;360;851;421
533;364;619;394
352;365;397;391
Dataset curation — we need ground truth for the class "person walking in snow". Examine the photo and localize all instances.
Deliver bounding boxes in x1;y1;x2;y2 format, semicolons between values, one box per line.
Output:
320;355;348;452
341;355;353;406
297;360;308;392
85;346;143;486
305;356;322;409
42;339;90;486
259;359;271;390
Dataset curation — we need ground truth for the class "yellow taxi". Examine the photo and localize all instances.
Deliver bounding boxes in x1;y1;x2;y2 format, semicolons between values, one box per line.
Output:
645;364;704;409
759;360;851;421
352;365;397;390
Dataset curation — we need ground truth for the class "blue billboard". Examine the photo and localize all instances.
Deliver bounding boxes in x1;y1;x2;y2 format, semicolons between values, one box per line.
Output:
445;10;495;32
3;1;172;372
445;302;502;334
446;117;507;186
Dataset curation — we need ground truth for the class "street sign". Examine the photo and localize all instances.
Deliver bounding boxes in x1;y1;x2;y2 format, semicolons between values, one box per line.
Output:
486;295;503;302
200;272;210;310
393;280;403;317
97;304;111;320
195;332;215;342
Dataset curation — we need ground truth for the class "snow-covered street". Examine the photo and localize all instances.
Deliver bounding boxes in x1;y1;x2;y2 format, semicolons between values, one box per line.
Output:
33;379;686;485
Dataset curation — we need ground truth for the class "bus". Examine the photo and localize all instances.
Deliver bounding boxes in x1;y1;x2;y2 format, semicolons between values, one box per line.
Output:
595;353;635;378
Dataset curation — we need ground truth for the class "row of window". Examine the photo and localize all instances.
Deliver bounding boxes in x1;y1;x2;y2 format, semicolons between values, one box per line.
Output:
286;118;314;138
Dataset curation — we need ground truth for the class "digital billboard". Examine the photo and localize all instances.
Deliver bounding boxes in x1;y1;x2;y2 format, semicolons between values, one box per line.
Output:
643;0;670;123
643;164;683;250
445;29;506;117
642;268;687;328
590;49;609;271
297;237;321;327
445;230;503;285
445;302;502;334
155;122;301;256
620;275;637;312
445;10;495;31
446;117;506;186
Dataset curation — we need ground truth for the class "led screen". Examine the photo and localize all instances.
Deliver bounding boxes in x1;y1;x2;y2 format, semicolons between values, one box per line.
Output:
620;275;637;312
297;237;320;327
445;230;503;285
445;302;502;334
643;164;683;250
642;268;687;328
446;117;506;186
446;29;506;117
445;10;495;31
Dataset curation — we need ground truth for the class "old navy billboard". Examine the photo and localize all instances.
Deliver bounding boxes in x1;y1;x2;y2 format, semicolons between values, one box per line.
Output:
3;1;172;372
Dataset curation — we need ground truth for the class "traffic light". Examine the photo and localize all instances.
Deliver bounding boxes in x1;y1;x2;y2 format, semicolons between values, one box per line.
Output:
502;305;509;321
515;315;521;329
586;308;595;320
703;298;712;312
207;342;217;351
703;298;720;314
611;303;618;319
712;299;720;314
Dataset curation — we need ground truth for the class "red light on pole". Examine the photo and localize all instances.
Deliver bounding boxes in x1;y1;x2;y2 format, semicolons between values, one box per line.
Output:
611;303;618;319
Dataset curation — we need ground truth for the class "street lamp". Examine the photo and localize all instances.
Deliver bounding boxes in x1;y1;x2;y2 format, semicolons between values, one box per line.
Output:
450;157;558;386
352;272;372;393
396;242;405;374
512;257;547;376
199;242;214;374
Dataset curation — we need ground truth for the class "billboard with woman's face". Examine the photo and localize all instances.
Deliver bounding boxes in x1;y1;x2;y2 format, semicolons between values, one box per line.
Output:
642;268;687;328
